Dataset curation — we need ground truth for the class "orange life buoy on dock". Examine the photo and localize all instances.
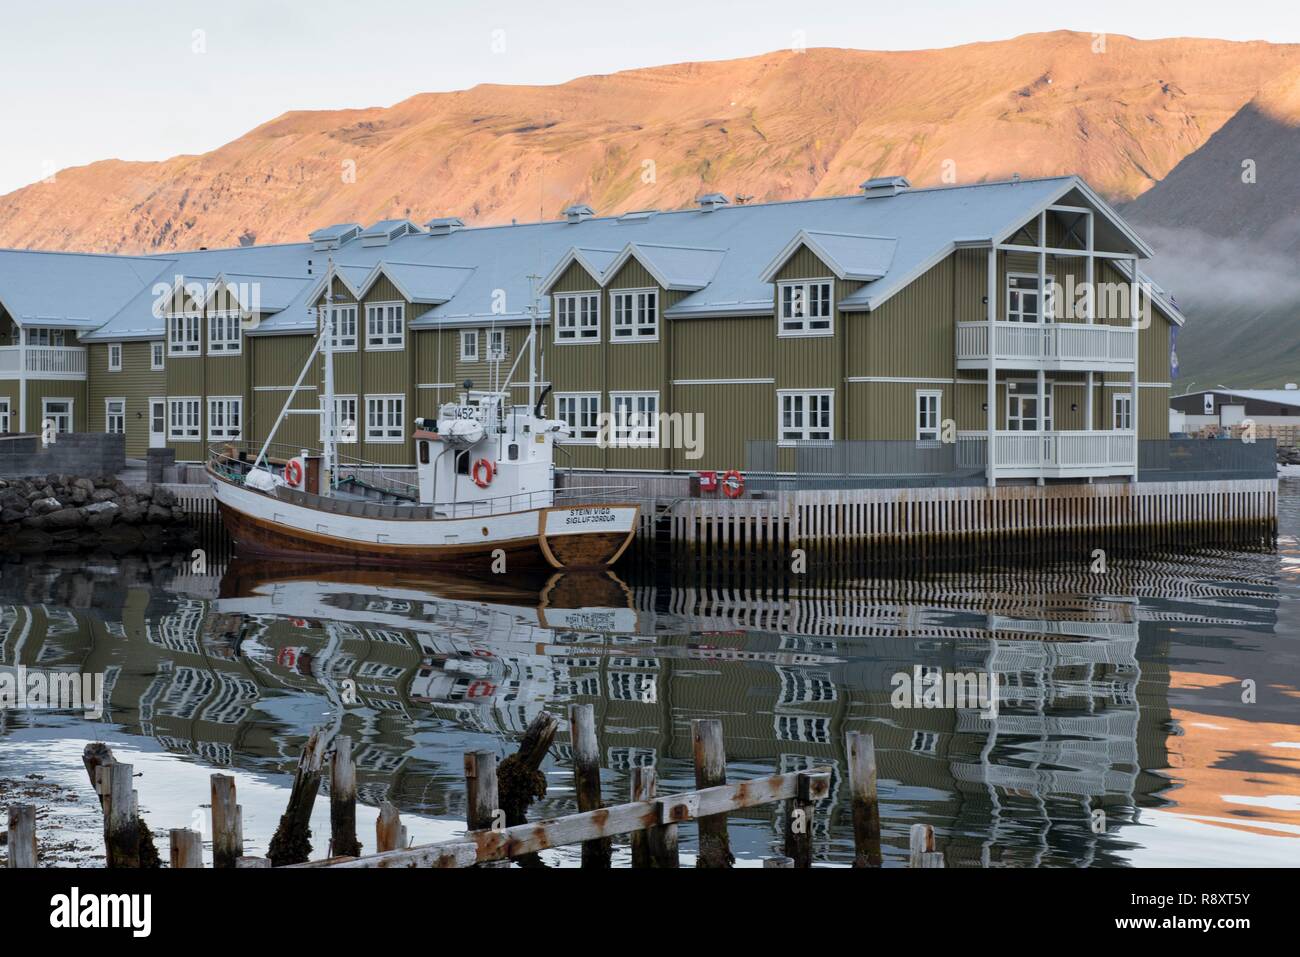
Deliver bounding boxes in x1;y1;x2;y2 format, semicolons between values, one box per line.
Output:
284;458;304;488
472;457;495;488
721;469;744;498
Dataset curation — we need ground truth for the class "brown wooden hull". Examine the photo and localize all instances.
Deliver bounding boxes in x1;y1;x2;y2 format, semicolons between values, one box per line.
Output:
217;499;635;572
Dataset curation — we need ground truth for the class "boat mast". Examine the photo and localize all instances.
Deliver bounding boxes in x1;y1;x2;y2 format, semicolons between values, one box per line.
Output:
321;258;337;493
527;272;539;413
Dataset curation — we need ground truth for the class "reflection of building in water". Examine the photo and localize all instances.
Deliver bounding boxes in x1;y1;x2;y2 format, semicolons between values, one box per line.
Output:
1;565;1240;865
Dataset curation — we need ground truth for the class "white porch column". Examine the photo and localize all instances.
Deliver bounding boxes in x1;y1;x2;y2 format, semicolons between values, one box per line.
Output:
1037;211;1048;486
17;324;27;434
1131;255;1141;482
986;244;997;487
1085;212;1094;433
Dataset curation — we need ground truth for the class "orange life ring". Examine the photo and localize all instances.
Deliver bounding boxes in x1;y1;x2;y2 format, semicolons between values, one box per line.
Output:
284;459;304;487
472;457;495;488
721;469;745;499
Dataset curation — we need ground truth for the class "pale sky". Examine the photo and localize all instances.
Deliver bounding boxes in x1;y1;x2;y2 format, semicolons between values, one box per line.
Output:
1;0;1297;195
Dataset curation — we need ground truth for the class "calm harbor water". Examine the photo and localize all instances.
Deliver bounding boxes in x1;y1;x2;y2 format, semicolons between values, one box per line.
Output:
2;479;1298;867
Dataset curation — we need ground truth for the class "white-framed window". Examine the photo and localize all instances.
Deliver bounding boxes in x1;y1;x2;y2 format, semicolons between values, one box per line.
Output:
916;390;942;443
207;397;242;440
365;395;405;443
322;395;359;444
555;393;601;442
459;329;479;361
108;343;122;371
168;314;201;356
207;313;242;354
778;390;833;443
27;328;67;347
1113;393;1133;431
323;304;358;351
488;329;507;360
554;292;600;342
778;279;833;336
168;397;201;440
365;302;404;350
1006;384;1053;431
42;398;73;434
150;341;165;370
609;392;659;446
0;398;11;433
610;289;658;341
1006;274;1055;323
105;398;126;435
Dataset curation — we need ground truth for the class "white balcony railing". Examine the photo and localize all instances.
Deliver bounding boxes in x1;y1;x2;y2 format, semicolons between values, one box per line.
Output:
957;322;1136;369
992;429;1136;477
0;345;87;378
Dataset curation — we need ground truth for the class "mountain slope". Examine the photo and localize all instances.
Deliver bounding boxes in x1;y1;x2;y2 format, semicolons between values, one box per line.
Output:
2;31;1299;254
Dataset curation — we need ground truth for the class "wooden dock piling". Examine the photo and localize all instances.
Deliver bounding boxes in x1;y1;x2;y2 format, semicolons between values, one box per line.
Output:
568;703;612;868
169;828;204;868
267;728;326;867
330;735;362;858
376;802;406;853
497;712;556;868
846;731;882;867
210;773;243;868
6;804;37;868
908;824;935;868
692;718;734;868
464;750;499;833
630;766;678;868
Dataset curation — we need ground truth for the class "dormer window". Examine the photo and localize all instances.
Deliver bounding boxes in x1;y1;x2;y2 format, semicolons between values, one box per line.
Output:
554;292;600;342
323;305;358;351
778;280;833;336
208;312;242;354
365;302;404;350
168;313;201;356
611;289;658;341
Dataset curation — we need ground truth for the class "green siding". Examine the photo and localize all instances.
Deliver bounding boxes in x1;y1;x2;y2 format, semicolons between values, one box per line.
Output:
87;341;166;457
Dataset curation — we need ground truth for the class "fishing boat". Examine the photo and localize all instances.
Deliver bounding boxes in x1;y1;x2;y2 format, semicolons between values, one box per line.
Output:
207;264;639;572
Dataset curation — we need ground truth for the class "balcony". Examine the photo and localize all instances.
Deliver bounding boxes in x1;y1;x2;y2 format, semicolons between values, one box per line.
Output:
0;346;88;379
956;321;1136;372
991;430;1136;479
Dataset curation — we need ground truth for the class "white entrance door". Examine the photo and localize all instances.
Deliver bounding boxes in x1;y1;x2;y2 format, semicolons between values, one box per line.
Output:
1007;392;1053;431
149;399;167;449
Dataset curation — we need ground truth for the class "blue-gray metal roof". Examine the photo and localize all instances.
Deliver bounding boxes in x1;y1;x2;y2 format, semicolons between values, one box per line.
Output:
0;249;172;329
6;175;1177;342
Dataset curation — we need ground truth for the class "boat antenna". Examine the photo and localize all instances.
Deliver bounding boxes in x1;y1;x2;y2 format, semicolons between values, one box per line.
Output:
527;272;540;412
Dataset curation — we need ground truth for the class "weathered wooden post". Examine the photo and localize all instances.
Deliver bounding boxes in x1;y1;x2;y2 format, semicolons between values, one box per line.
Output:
782;771;817;868
105;761;141;868
464;750;499;833
846;731;882;867
763;856;794;869
6;804;37;868
692;718;734;868
908;823;935;868
236;856;273;868
920;851;946;868
330;735;361;858
169;828;203;868
81;743;160;868
210;773;243;868
630;766;678;868
376;802;406;853
568;703;611;868
267;728;326;866
497;712;557;869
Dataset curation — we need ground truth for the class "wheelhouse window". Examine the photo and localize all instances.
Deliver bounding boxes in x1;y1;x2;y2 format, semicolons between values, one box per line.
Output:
554;292;600;342
555;393;601;442
779;390;833;443
459;329;478;361
208;312;242;354
365;302;404;350
778;280;833;336
324;305;358;351
150;341;165;370
1113;393;1133;431
168;314;201;356
108;344;122;371
207;397;242;440
916;390;942;443
105;398;126;435
1006;274;1055;323
42;398;73;434
322;395;358;444
610;289;658;340
365;395;405;443
168;398;201;440
609;392;659;446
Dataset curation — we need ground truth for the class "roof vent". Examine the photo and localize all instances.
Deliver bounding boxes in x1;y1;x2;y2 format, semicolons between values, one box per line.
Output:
617;209;658;223
425;217;466;236
563;204;595;224
860;176;911;199
697;193;730;211
309;223;363;251
360;219;423;247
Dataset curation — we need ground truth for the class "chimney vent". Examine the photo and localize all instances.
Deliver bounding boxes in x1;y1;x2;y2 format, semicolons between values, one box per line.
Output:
697;193;729;211
564;204;595;224
860;176;910;199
